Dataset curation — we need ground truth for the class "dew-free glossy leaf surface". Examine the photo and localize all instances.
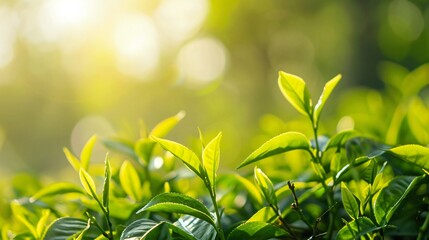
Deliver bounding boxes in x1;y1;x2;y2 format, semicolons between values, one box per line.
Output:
31;182;83;201
153;136;202;178
119;160;141;201
387;144;429;172
79;168;97;197
341;183;359;220
80;135;97;171
44;217;88;240
314;74;341;124
278;71;312;116
150;111;186;138
137;192;215;227
254;167;277;206
374;175;424;225
203;132;222;191
238;132;310;169
228;221;289;240
336;217;381;240
102;154;111;209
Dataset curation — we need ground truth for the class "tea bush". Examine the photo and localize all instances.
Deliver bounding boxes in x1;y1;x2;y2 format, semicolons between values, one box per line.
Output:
1;68;429;239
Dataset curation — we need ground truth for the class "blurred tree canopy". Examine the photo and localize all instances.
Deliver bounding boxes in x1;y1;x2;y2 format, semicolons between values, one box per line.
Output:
0;0;428;176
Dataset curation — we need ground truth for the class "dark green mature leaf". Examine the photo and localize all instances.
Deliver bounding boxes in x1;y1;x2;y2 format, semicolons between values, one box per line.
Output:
314;74;341;124
120;218;158;240
336;217;382;240
203;132;222;191
387;144;429;172
341;183;359;220
44;217;88;240
175;215;217;240
30;182;83;201
374;175;424;225
80;135;97;171
278;71;312;116
228;222;289;240
238;132;310;169
137;192;215;227
152;136;203;178
324;130;357;151
254;167;277;207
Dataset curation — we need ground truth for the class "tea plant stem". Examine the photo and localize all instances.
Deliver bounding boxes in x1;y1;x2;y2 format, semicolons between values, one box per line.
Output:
206;181;226;240
310;118;335;240
86;212;112;239
288;181;313;230
270;203;297;239
417;206;429;240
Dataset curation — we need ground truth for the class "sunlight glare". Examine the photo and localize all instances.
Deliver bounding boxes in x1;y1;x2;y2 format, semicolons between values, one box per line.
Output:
155;0;209;45
0;7;18;69
114;14;160;79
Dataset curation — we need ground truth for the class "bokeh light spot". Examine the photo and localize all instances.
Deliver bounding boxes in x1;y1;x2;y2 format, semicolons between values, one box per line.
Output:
114;13;160;79
178;37;227;86
71;115;114;160
155;0;209;45
388;0;424;42
0;7;18;69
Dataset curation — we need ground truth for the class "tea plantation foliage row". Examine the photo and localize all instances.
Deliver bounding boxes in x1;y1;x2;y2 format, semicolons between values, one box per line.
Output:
2;66;429;239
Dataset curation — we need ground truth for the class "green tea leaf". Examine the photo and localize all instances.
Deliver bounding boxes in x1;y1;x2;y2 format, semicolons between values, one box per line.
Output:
324;130;357;151
120;218;158;240
203;132;222;191
137;192;215;227
44;217;88;240
150;111;186;138
336;217;382;240
176;215;217;240
63;147;81;172
233;174;263;206
80;135;97;171
36;210;50;238
102;154;111;209
238;132;310;169
247;207;278;223
254;167;277;206
387;144;429;172
314;74;341;124
79;168;97;197
228;221;289;240
119;160;141;201
103;138;137;159
135;138;156;164
278;71;312;116
152;136;203;178
341;183;359;220
373;175;424;225
31;182;83;201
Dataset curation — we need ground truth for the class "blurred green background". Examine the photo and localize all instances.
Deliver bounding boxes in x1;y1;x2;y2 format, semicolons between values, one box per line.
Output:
0;0;428;177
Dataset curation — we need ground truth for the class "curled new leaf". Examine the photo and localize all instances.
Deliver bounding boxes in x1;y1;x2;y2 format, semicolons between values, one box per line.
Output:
238;132;311;169
80;135;97;171
150;111;186;138
254;167;277;207
278;71;312;116
137;192;216;227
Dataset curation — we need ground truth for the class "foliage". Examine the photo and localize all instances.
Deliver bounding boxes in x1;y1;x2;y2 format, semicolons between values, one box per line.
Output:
1;69;429;240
